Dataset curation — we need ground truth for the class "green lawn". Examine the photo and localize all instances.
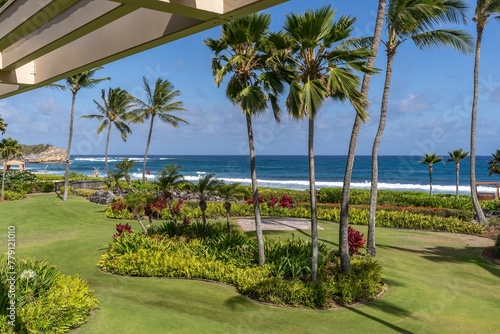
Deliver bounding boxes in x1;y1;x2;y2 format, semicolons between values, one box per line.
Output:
1;194;499;333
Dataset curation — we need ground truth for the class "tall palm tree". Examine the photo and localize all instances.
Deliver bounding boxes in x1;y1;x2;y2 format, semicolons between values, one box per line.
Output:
81;88;134;179
115;158;136;190
341;0;387;260
281;6;372;278
132;77;187;183
1;137;21;200
204;13;285;266
0;116;7;135
49;67;110;201
447;148;469;197
470;0;500;225
419;153;444;196
368;0;473;249
487;150;500;176
194;173;223;233
219;182;241;230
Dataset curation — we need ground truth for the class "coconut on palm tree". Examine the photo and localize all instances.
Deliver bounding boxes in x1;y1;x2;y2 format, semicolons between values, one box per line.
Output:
1;137;21;200
278;6;373;278
447;148;469;197
131;77;187;183
487;150;500;176
341;0;387;259
219;182;241;230
115;158;136;190
48;67;110;201
419;153;444;196
81;88;134;179
204;13;285;266
368;0;473;254
0;116;7;135
194;173;223;234
469;0;500;225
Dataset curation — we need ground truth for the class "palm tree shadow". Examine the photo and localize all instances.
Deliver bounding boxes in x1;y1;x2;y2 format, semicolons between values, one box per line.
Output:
345;304;414;334
377;244;500;278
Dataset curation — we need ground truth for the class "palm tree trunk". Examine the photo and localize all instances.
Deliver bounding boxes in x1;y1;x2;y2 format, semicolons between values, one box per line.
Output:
1;166;6;200
470;28;487;225
142;116;155;183
341;0;386;262
455;164;460;198
105;123;112;179
245;112;265;266
429;167;433;197
308;117;319;282
63;92;77;201
369;51;395;255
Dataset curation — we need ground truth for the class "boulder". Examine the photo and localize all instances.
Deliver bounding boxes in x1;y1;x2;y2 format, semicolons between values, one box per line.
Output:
89;190;116;205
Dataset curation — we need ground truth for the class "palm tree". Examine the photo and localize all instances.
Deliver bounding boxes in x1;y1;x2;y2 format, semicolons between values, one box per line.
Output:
487;150;500;176
204;13;285;266
419;153;444;196
115;158;136;190
0;116;7;135
156;163;186;198
341;0;387;259
81;88;134;179
1;137;21;200
470;0;500;225
447;148;469;197
219;182;241;230
281;6;372;278
194;173;223;234
132;77;187;183
48;67;110;201
368;0;473;251
109;170;125;193
156;163;188;232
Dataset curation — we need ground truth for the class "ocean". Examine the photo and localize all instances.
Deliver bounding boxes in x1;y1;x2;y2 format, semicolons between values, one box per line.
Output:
24;155;499;195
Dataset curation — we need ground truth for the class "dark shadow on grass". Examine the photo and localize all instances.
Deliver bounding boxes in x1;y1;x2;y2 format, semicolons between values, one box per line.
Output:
363;299;416;319
382;277;407;288
378;244;500;278
345;306;414;334
224;295;256;311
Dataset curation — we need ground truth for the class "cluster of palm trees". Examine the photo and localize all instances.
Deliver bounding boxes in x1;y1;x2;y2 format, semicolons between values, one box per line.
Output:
0;137;21;200
205;0;499;276
419;149;469;197
50;68;187;201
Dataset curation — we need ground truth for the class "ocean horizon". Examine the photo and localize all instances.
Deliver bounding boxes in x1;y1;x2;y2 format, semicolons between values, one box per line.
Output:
23;154;500;195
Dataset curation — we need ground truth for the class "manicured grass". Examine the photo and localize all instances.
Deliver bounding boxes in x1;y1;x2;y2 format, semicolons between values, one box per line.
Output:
1;194;499;333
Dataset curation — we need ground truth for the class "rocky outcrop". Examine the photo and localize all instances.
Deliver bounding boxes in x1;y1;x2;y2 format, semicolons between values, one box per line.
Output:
89;190;116;205
25;145;67;163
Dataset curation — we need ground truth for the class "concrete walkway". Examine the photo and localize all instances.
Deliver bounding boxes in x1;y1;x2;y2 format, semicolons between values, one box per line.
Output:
237;217;323;231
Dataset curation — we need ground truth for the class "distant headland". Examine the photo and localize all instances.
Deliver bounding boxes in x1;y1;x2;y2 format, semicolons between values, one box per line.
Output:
21;144;67;164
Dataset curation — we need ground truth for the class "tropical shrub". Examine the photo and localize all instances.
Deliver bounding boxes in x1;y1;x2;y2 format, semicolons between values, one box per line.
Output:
2;190;27;201
72;188;97;198
98;227;383;308
348;226;366;255
0;255;98;333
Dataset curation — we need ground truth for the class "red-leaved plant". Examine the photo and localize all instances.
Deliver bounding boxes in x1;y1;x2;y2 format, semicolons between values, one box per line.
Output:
114;223;132;239
279;194;294;208
348;226;366;255
268;195;278;207
246;196;264;205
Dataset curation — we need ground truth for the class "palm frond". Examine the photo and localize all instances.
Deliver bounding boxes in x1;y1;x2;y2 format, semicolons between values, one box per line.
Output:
411;29;473;54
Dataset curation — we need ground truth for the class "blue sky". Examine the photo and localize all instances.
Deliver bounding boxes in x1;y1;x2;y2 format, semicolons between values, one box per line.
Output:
1;0;499;156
